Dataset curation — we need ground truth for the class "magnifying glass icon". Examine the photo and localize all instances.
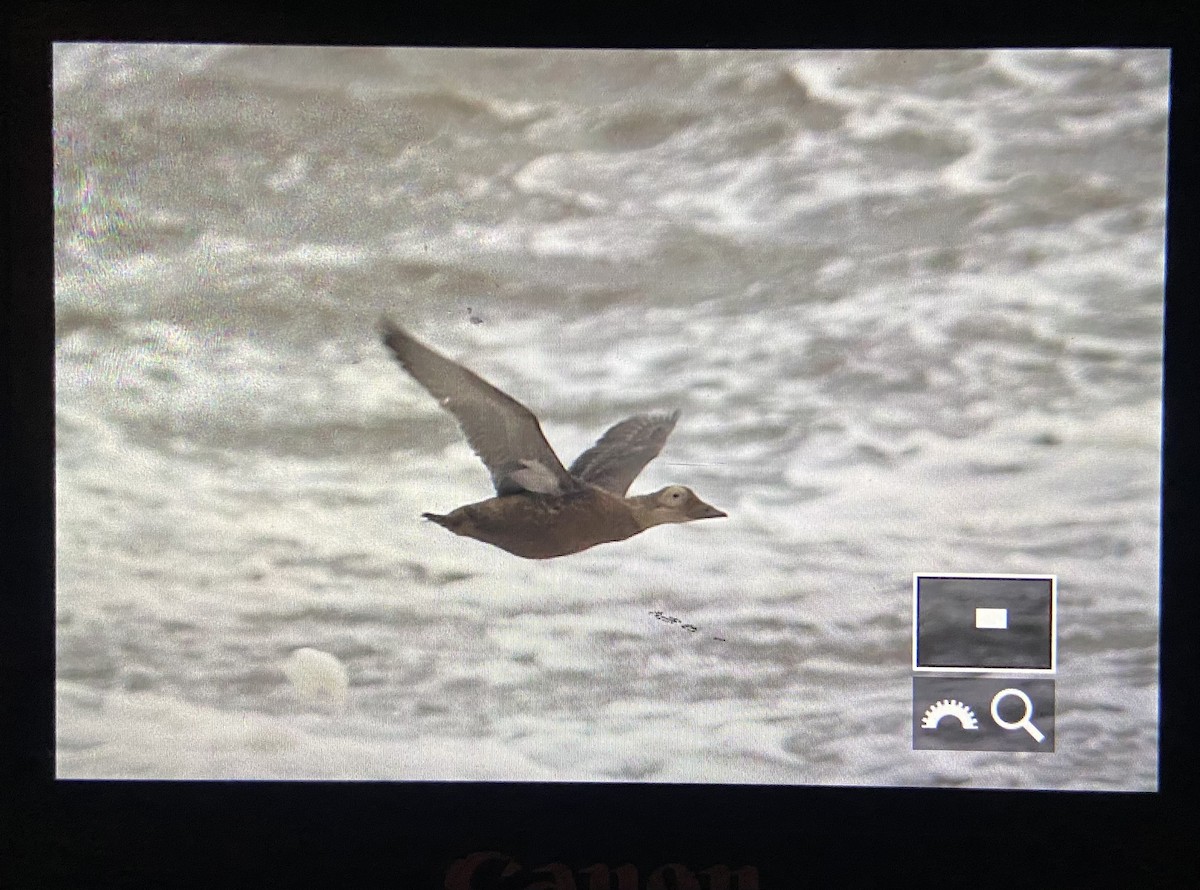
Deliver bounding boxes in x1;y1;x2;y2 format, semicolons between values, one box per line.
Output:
990;688;1046;743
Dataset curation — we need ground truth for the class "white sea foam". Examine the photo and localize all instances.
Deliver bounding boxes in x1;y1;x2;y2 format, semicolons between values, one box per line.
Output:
282;648;350;707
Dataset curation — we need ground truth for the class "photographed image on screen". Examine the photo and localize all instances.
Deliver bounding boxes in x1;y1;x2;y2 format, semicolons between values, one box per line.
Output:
54;45;1167;790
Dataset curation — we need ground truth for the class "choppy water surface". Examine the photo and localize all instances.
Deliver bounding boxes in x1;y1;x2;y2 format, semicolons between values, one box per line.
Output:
54;45;1167;788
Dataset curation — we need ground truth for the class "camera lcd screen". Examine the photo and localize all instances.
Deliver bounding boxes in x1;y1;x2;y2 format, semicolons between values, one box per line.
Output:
54;44;1168;791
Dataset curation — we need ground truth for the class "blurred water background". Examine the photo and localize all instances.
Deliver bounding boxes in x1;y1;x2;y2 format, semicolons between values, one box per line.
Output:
53;45;1167;788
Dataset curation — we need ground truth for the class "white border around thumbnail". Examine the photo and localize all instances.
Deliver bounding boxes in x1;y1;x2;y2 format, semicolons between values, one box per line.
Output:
911;572;1057;675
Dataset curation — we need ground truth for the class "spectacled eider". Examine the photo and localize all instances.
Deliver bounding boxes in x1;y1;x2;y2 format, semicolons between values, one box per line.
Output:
379;317;726;559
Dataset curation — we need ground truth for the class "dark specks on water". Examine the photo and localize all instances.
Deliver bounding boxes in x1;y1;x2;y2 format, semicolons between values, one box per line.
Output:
53;46;1165;787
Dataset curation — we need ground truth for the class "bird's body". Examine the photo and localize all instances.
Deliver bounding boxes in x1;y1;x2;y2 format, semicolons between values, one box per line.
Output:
423;486;644;560
379;318;725;559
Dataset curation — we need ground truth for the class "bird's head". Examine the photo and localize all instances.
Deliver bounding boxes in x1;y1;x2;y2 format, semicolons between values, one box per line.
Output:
640;485;727;526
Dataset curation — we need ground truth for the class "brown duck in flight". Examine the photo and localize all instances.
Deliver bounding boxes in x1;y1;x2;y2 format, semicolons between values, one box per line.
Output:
379;318;726;559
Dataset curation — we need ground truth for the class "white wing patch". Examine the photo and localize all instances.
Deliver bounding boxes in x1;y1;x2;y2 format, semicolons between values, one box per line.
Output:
508;460;568;495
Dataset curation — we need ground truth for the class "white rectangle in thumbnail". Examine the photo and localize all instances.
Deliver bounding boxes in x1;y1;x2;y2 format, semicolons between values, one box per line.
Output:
975;608;1008;630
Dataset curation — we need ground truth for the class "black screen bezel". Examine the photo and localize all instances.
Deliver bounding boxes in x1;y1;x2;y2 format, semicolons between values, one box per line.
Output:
7;3;1198;884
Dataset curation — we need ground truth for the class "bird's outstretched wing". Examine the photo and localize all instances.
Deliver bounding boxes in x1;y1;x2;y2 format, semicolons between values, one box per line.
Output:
568;410;680;495
379;318;578;496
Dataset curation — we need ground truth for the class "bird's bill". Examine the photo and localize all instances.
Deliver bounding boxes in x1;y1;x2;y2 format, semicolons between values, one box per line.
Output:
692;500;727;519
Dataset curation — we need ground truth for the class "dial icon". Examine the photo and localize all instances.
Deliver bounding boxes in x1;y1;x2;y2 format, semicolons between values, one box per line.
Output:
920;699;980;731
